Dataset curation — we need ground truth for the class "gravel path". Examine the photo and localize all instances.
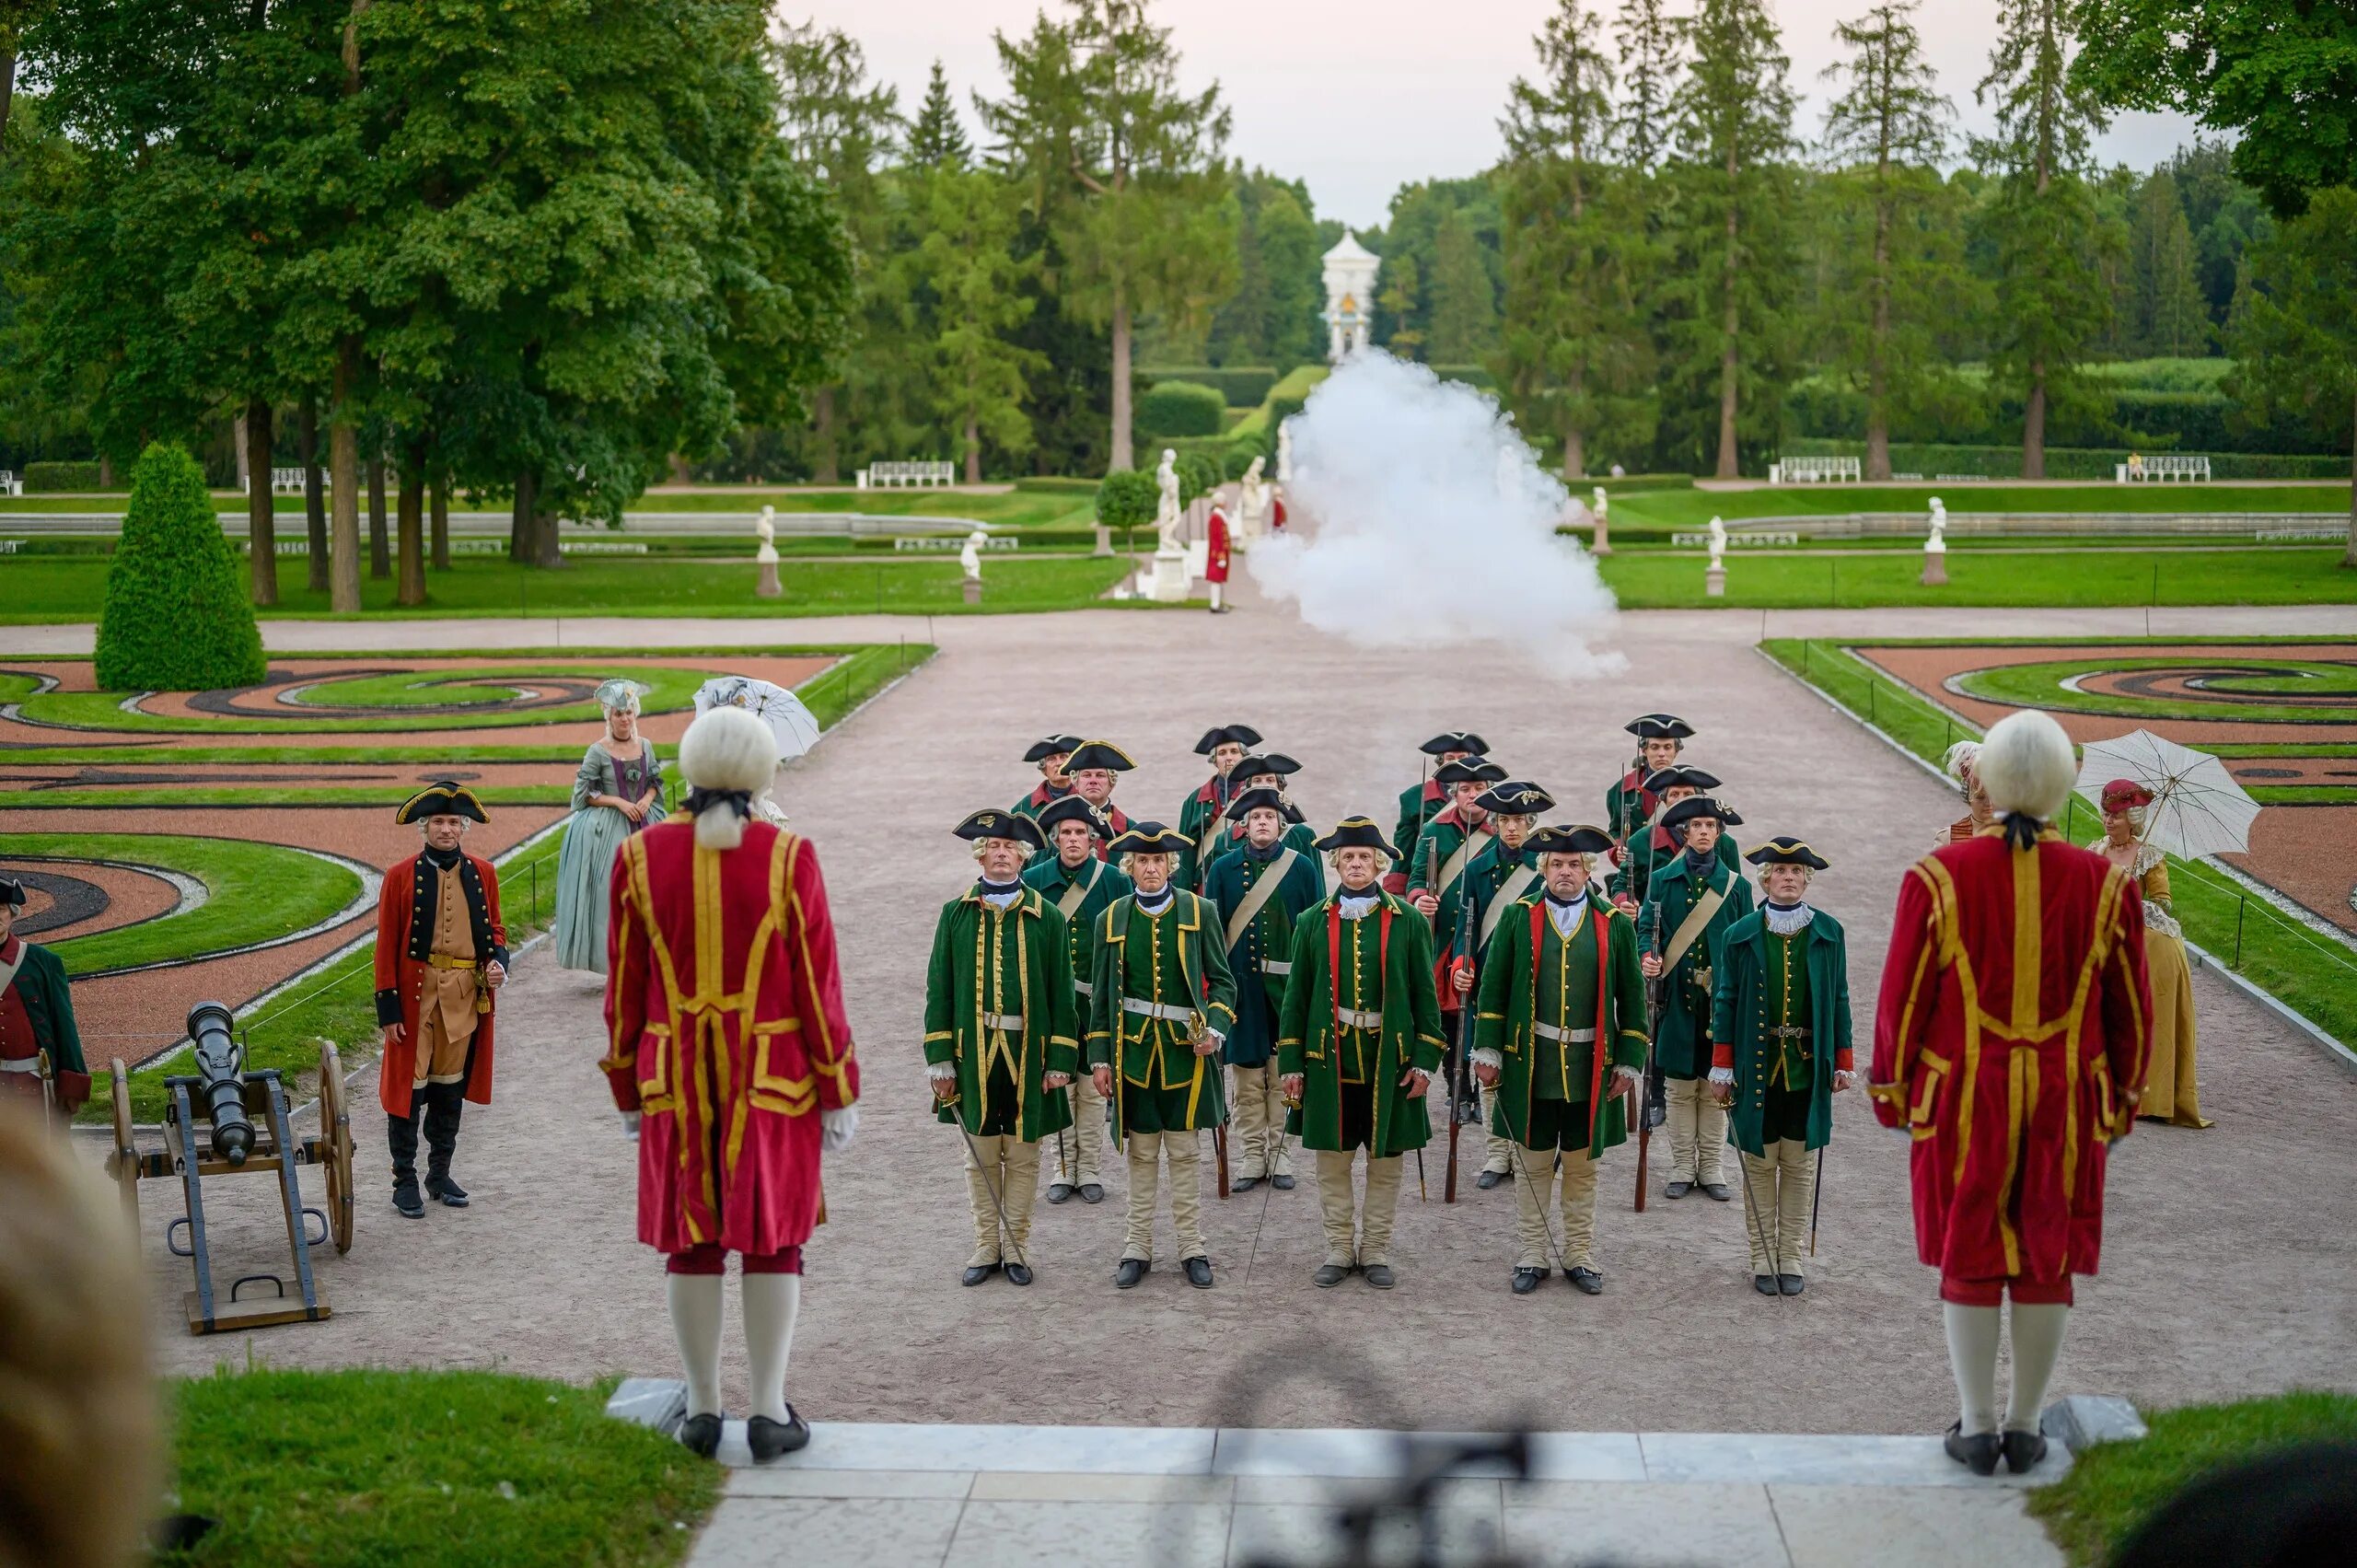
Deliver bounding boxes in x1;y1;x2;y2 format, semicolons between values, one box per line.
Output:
134;586;2357;1432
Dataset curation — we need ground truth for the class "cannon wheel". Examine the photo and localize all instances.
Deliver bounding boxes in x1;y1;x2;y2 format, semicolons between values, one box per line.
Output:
106;1059;139;1231
319;1041;355;1254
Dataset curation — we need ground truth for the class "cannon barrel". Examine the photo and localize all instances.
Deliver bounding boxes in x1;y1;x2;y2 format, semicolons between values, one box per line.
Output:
186;1002;252;1167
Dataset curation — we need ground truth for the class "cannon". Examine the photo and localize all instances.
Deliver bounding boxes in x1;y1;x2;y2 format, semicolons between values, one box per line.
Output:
106;1003;355;1334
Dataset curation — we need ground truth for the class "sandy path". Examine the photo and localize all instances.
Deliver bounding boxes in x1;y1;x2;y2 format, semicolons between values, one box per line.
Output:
135;587;2357;1433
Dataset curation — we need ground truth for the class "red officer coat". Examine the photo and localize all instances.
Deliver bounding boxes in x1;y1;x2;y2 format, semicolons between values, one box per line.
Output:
1206;506;1232;583
372;852;505;1118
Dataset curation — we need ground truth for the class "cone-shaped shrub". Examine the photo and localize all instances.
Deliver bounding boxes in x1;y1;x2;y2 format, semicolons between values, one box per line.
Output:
94;443;265;692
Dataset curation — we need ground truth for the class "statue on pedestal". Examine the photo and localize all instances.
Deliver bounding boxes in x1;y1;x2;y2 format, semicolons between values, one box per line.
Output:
1705;515;1727;598
1276;422;1294;484
1922;496;1949;587
960;528;988;603
1237;456;1270;544
1154;448;1183;553
1589;484;1613;556
754;505;782;598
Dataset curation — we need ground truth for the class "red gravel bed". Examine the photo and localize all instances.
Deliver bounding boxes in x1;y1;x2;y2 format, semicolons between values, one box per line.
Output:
0;858;180;941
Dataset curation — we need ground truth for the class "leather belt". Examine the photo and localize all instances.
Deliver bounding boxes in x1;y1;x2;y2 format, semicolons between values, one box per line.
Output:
425;954;477;971
1767;1026;1809;1040
1533;1022;1596;1043
1121;999;1196;1023
1258;958;1293;976
1336;1007;1383;1030
981;1012;1026;1032
0;1055;42;1074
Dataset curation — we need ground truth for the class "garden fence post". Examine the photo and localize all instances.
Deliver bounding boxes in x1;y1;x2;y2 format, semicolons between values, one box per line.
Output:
2234;898;2246;969
1868;682;1876;727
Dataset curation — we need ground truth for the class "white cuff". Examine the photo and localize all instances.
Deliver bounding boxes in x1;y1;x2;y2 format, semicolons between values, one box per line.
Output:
621;1109;641;1141
1472;1049;1503;1071
926;1063;958;1083
1614;1064;1643;1085
1707;1066;1735;1086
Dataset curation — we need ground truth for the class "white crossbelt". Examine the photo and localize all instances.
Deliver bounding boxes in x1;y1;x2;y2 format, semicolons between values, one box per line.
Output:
1336;1007;1383;1030
1258;958;1293;975
0;1055;41;1074
981;1012;1025;1032
1532;1023;1596;1043
1121;998;1195;1023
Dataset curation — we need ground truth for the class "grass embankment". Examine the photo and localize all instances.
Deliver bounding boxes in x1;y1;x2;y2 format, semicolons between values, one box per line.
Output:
14;834;361;978
1593;548;2352;608
2026;1392;2357;1566
1607;482;2352;529
0;552;1136;623
1760;638;2357;1050
164;1369;720;1568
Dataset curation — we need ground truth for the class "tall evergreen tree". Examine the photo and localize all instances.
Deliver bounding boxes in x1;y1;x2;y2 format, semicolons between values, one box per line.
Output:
1611;0;1683;174
1208;172;1320;368
2130;169;2208;354
915;165;1043;481
1425;206;1498;363
1376;253;1423;359
907;60;970;168
2223;187;2357;563
1974;0;2111;477
1818;2;1964;479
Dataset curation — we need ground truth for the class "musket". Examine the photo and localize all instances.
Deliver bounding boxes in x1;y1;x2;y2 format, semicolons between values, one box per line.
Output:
1444;861;1478;1204
1635;894;1667;1214
1214;1118;1232;1200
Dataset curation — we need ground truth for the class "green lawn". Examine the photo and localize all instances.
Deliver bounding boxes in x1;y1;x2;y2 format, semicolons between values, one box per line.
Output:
1760;638;2357;1050
1953;655;2357;725
14;833;363;978
0;552;1135;622
1608;482;2352;528
1594;547;2355;608
164;1369;720;1568
2026;1392;2357;1566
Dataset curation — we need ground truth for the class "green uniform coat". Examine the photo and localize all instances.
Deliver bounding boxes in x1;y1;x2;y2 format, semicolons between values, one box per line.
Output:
1201;841;1326;1068
1612;817;1740;910
2;939;86;1077
1603;765;1652;847
1404;807;1495;908
1175;774;1242;889
1436;838;1541;970
1274;892;1446;1156
1391;778;1446;883
922;888;1081;1142
1086;890;1239;1142
1020;852;1133;1001
1472;894;1650;1156
1638;852;1756;1079
1710;909;1853;1156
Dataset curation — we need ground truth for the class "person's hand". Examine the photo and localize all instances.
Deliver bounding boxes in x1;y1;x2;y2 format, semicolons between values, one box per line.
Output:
820;1104;858;1152
381;1023;402;1051
931;1074;958;1102
1411;891;1439;918
1613;893;1636;913
484;961;506;989
1832;1068;1858;1094
621;798;643;823
621;1109;641;1142
1092;1065;1114;1097
1451;962;1475;996
1641;953;1664;979
1474;1061;1500;1087
1043;1071;1071;1090
1712;1078;1734;1105
1400;1065;1432;1097
1614;1066;1642;1105
1281;1074;1305;1101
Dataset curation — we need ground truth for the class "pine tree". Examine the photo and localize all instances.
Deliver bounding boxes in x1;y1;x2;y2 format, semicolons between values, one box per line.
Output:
96;443;264;691
1376;253;1424;359
2131;170;2209;354
907;60;971;168
1425;206;1499;363
2223;188;2357;563
1611;0;1683;174
915;166;1043;480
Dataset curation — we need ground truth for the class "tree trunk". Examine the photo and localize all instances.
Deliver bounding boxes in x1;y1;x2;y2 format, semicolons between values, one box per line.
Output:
2344;389;2356;568
366;452;389;578
0;42;17;154
98;453;113;488
1715;157;1741;481
1563;363;1586;481
233;412;251;494
530;501;562;568
300;394;329;593
667;453;692;485
510;469;535;562
2023;361;2048;481
812;387;838;483
1865;191;1893;482
430;470;450;570
964;412;981;484
396;445;426;606
245;399;277;606
1109;278;1134;471
328;344;363;611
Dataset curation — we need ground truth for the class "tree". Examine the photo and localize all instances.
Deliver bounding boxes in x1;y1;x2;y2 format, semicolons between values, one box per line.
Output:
915;165;1043;481
907;59;970;168
1668;0;1798;478
2129;169;2209;354
1818;2;1965;480
2223;186;2357;564
1208;172;1321;368
2070;1;2357;219
1975;0;2113;477
1611;0;1684;174
95;443;263;691
1376;252;1423;359
1425;206;1499;363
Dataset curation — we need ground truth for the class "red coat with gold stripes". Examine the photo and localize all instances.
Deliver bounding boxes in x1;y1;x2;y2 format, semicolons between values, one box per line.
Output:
1870;828;2153;1306
1206;506;1232;583
372;851;505;1119
602;819;858;1257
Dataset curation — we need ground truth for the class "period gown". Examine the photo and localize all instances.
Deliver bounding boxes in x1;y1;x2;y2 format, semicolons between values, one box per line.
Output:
556;740;665;973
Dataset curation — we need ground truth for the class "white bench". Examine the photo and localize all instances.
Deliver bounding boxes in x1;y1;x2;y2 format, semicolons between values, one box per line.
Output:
857;461;956;490
261;467;325;494
892;535;1016;552
1771;457;1861;483
2116;455;2210;482
0;470;18;497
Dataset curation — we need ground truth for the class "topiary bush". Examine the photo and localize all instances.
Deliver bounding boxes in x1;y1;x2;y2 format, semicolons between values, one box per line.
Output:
1136;380;1227;438
1174;450;1219;504
1095;469;1158;531
95;443;266;692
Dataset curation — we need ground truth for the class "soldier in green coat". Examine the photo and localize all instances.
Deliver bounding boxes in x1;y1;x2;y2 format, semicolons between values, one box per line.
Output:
1176;723;1262;889
1086;822;1239;1291
1605;714;1692;850
1204;753;1318;864
1438;782;1551;1190
0;877;90;1121
1388;730;1486;891
1609;764;1739;913
923;811;1082;1287
1276;819;1446;1290
1471;827;1650;1295
1020;796;1132;1203
1011;733;1084;819
1405;755;1506;917
1639;795;1755;1203
1710;839;1858;1297
1202;787;1325;1193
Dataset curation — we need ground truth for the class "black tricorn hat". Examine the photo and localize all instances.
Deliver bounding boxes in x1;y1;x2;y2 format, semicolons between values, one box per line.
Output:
1109;820;1191;857
1314;816;1399;858
1660;796;1742;833
1625;714;1695;741
1231;751;1303;781
1023;734;1086;763
0;877;23;908
1434;755;1508;786
1527;824;1615;856
1036;796;1111;838
1419;730;1489;755
1476;781;1553;816
1194;725;1264;755
396;780;489;824
1747;837;1829;870
1225;786;1289;821
1064;739;1136;772
954;808;1046;850
1642;764;1723;795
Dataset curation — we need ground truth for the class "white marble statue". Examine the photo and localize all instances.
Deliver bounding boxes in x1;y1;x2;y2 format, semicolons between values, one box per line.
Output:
754;505;779;563
1707;515;1727;570
960;528;988;582
1925;496;1948;553
1276;422;1294;484
1591;486;1608;522
1154;448;1183;552
1237;457;1270;541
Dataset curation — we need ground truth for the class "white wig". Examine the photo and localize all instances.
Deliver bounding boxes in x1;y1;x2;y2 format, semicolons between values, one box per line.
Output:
678;706;777;851
1976;711;2074;823
1942;739;1981;784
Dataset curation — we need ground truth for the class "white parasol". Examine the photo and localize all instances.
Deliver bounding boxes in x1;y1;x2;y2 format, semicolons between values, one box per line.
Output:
2073;728;2259;860
692;676;821;761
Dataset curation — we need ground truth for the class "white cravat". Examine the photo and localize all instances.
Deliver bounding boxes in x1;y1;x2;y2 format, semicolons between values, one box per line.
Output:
977;878;1022;910
1337;890;1380;921
1762;900;1814;936
1546;893;1588;938
1135;889;1174;914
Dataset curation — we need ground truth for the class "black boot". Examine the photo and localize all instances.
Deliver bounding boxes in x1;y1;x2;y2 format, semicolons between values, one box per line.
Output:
423;1085;470;1207
1945;1422;2002;1476
389;1110;425;1218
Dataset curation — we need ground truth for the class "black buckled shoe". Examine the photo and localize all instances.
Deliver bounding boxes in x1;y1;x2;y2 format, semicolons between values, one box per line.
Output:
1701;1182;1732;1202
1046;1182;1075;1204
1664;1179;1693;1200
1512;1267;1547;1295
961;1262;999;1287
1566;1267;1604;1295
2002;1428;2049;1473
1231;1175;1260;1193
1945;1422;2002;1476
747;1407;811;1463
424;1175;470;1208
1754;1274;1780;1296
392;1177;424;1219
1476;1169;1506;1191
1270;1173;1295;1191
1079;1182;1106;1204
1778;1273;1805;1296
1362;1264;1395;1290
1003;1261;1033;1286
677;1413;724;1459
1182;1256;1214;1289
1312;1263;1351;1288
1115;1258;1150;1289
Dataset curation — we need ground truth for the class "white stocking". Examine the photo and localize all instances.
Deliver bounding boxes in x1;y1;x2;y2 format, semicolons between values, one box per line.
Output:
668;1273;725;1418
741;1273;802;1424
1943;1302;2001;1436
2005;1302;2070;1434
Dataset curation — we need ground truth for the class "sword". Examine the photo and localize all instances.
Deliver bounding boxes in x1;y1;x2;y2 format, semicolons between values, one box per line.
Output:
1504;1138;1563;1272
1734;1126;1784;1304
953;1116;1026;1270
1809;1142;1825;1256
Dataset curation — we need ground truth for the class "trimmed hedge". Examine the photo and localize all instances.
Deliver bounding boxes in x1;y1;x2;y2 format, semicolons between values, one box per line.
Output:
1137;380;1227;437
1011;476;1101;494
1140;366;1282;406
24;460;108;493
94;444;265;692
1431;363;1498;392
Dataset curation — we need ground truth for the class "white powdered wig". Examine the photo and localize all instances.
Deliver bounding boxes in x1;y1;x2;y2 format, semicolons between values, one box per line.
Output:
678;706;776;851
1943;739;1981;784
1976;711;2075;822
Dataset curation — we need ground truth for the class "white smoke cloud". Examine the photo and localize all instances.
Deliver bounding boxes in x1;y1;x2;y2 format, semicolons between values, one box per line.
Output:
1247;353;1623;676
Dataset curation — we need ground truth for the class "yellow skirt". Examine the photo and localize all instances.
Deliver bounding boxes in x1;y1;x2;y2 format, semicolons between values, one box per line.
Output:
2140;934;2211;1127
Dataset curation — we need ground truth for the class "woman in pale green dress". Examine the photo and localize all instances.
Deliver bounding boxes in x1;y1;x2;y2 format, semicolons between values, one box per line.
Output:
555;680;666;972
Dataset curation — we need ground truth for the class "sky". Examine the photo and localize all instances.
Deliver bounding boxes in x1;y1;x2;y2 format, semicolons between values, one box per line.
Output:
795;0;2202;229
